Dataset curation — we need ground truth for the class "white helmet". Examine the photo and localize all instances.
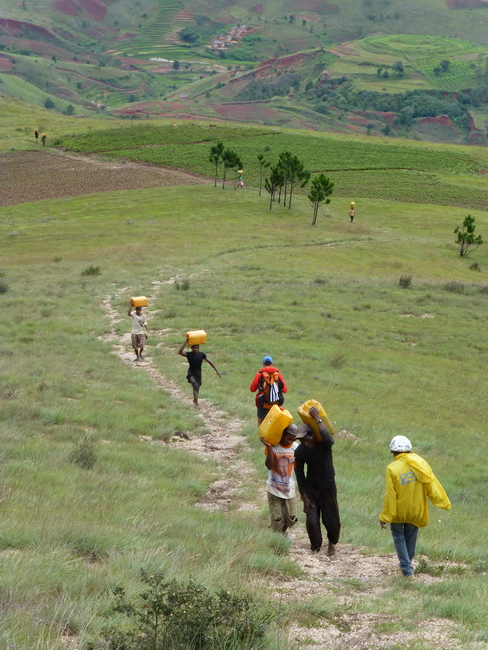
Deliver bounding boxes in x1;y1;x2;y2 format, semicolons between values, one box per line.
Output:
389;435;412;452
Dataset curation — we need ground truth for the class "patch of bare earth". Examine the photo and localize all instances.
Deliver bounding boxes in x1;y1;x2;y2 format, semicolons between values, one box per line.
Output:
0;149;208;207
100;283;466;650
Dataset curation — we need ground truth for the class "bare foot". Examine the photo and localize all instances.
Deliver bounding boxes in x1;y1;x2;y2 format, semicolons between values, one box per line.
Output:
327;542;336;557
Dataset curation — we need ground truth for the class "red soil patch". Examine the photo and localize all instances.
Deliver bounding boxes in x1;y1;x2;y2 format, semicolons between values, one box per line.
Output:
0;150;207;208
0;57;13;70
446;0;488;6
7;39;71;57
297;0;340;11
420;115;457;128
50;0;79;16
252;3;264;13
175;10;193;20
79;0;107;21
51;0;107;21
212;101;287;123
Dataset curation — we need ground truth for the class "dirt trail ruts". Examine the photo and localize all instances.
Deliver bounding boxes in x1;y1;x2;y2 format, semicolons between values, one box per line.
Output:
100;283;465;650
100;282;256;512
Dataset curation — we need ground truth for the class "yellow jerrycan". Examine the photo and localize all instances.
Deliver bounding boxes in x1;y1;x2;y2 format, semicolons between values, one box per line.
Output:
259;405;293;446
131;296;148;307
297;399;335;441
186;330;207;346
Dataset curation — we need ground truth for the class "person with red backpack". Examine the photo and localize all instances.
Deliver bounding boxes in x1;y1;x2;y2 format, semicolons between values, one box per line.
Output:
250;355;288;425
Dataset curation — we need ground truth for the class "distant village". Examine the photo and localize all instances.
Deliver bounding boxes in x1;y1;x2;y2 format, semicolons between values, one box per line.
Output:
209;25;254;49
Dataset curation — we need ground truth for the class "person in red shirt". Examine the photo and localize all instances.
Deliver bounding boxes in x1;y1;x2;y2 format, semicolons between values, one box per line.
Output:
249;355;288;425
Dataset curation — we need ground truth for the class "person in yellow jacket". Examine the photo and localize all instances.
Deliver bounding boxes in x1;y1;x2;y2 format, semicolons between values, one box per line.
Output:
379;435;451;578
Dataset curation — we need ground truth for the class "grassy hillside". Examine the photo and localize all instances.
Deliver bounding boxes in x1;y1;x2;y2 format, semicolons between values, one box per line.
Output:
54;122;488;209
2;1;488;142
1;113;488;647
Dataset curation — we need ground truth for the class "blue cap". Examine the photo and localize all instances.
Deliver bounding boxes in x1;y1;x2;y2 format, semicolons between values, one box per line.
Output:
262;355;273;364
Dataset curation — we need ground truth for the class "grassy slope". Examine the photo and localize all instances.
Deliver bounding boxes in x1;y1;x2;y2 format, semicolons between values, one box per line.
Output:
55;122;488;209
1;116;488;645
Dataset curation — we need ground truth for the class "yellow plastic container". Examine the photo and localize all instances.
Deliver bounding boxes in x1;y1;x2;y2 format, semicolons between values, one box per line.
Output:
297;399;335;441
131;296;148;307
259;405;293;446
186;330;207;346
350;201;355;209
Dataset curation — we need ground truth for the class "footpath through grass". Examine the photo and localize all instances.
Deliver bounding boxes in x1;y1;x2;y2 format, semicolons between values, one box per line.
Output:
1;183;488;648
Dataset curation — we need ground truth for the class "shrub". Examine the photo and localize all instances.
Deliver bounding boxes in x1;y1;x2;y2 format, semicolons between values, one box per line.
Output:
469;262;481;272
175;278;190;291
0;281;9;294
81;264;101;276
68;435;97;470
103;569;271;650
399;275;412;289
444;281;464;293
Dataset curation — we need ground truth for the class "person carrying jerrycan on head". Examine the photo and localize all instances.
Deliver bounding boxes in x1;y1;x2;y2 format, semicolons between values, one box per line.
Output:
261;423;299;539
178;338;221;409
294;406;341;557
379;435;451;579
127;302;147;361
250;356;287;426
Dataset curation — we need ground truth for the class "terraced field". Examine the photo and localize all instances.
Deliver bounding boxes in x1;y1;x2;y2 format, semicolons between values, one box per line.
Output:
118;0;190;59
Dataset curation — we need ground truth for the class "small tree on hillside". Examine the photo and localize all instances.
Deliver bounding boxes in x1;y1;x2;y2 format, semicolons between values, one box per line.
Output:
285;155;310;209
454;214;483;257
257;153;270;196
209;141;224;187
264;166;284;210
221;148;241;189
308;173;334;225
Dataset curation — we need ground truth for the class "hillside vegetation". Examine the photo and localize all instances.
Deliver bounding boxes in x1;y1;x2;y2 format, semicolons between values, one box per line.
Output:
2;2;488;142
55;122;488;210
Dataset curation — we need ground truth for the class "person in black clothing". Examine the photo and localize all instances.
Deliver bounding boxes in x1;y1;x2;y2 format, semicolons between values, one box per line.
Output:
295;406;341;556
178;339;221;408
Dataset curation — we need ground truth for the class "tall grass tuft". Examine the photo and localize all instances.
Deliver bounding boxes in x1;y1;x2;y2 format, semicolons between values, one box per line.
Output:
80;264;101;276
399;274;412;288
444;280;464;293
175;278;191;290
68;435;97;469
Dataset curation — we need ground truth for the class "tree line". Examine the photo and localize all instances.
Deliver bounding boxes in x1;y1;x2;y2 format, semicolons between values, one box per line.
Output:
209;142;334;225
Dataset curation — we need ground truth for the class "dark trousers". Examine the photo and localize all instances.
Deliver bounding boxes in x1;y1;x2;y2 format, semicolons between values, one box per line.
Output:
305;484;341;551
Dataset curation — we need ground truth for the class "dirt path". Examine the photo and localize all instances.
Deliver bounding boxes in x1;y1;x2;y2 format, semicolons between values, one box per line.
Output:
100;283;465;650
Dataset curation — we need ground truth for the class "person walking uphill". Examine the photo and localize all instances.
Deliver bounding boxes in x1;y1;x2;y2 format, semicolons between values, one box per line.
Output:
178;339;221;408
127;303;147;361
262;423;299;537
379;435;451;579
294;406;340;556
250;356;288;426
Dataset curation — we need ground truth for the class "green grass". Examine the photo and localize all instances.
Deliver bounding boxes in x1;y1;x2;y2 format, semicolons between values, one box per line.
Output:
2;124;488;647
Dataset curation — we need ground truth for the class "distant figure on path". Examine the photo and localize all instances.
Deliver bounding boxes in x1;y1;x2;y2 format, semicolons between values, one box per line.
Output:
237;170;244;188
41;133;47;146
35;129;39;142
127;303;147;361
262;423;299;537
294;406;340;556
379;435;451;579
348;206;355;222
178;339;221;408
250;356;287;426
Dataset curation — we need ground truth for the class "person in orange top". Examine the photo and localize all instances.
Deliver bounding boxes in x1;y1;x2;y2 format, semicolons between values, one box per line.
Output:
249;355;287;425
